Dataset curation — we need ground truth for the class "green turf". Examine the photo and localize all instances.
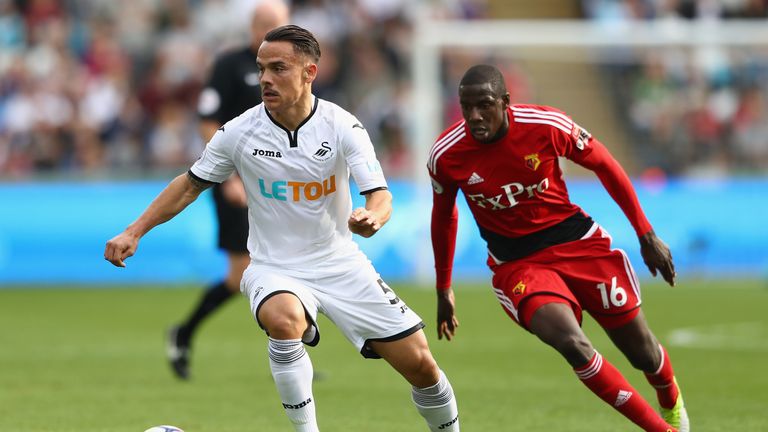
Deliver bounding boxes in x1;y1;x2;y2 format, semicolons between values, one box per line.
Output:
1;279;766;431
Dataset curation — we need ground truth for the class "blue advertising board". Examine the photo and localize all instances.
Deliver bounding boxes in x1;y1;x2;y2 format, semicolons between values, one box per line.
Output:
0;178;765;286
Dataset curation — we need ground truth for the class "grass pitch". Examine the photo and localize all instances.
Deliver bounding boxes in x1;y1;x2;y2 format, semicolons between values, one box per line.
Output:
1;279;766;431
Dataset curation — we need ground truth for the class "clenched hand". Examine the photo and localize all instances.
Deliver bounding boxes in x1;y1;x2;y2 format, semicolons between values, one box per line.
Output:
348;208;381;238
104;231;140;268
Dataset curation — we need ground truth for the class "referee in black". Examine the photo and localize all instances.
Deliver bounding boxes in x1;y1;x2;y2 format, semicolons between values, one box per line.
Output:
166;0;290;380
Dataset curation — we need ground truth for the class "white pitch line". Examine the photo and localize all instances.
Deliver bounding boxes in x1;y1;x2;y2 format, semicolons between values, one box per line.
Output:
667;322;768;352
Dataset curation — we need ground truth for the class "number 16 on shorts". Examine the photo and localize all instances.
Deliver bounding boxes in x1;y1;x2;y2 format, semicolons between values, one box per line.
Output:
596;276;627;309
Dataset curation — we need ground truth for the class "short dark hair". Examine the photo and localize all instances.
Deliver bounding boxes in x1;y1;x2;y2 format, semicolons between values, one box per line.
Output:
264;25;321;63
459;64;507;96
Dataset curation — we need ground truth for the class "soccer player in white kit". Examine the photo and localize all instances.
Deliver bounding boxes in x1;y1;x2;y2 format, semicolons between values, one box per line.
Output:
104;25;460;432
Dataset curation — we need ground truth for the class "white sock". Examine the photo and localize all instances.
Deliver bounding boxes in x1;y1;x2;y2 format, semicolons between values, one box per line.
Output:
268;338;318;432
411;370;460;431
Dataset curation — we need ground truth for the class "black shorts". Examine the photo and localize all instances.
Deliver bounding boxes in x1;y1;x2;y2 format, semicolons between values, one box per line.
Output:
212;183;249;253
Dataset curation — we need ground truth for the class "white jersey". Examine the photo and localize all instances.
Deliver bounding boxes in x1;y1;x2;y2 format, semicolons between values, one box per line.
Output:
190;97;387;273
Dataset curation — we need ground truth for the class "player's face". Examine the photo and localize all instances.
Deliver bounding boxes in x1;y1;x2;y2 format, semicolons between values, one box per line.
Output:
257;41;314;113
459;83;510;143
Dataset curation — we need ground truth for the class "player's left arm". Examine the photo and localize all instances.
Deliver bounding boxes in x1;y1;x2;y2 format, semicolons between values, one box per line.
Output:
349;189;392;238
572;135;676;286
341;114;391;238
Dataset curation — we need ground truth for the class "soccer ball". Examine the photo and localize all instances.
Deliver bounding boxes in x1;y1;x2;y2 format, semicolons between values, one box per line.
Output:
143;426;184;432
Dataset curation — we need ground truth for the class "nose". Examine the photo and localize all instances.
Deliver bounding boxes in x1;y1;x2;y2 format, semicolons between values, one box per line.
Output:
260;70;271;86
467;107;483;123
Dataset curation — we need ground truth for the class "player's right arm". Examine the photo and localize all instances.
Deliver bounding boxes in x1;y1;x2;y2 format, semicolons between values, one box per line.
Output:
429;173;461;341
104;173;212;267
106;124;236;268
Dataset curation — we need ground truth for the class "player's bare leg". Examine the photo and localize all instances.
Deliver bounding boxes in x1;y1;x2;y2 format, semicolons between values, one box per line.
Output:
371;331;460;431
528;301;594;366
259;293;318;432
528;301;676;432
606;310;689;431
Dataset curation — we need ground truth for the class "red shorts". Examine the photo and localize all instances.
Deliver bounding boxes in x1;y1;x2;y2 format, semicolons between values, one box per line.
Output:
489;225;641;331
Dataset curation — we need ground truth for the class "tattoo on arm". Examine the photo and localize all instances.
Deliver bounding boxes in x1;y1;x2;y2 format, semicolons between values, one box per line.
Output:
186;172;214;192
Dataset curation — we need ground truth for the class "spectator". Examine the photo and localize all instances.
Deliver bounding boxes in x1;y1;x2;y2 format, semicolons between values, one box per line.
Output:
582;0;768;175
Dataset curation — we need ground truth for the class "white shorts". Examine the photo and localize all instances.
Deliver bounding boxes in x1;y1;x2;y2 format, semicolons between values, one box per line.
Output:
241;261;424;359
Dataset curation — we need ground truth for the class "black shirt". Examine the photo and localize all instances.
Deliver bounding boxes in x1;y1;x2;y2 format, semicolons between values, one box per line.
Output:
198;46;262;124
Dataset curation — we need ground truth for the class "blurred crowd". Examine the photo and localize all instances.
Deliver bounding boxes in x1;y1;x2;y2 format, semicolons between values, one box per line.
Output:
582;0;768;176
582;0;768;20
3;0;767;180
0;0;487;179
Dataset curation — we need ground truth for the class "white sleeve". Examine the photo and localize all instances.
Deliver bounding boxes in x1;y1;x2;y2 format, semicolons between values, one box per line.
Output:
340;116;388;194
189;126;236;183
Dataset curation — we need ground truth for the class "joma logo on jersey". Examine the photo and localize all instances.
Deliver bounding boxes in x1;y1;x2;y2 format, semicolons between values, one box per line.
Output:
467;178;549;210
252;148;282;158
258;175;337;201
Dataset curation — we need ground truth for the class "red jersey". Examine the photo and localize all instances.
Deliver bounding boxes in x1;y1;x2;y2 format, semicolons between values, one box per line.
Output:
429;104;652;290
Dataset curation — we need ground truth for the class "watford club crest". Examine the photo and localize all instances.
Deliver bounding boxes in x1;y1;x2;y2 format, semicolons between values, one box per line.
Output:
512;281;526;296
524;153;541;171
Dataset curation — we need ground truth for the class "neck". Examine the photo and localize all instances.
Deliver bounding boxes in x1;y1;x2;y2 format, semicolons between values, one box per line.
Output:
269;92;314;130
484;111;510;144
497;110;510;138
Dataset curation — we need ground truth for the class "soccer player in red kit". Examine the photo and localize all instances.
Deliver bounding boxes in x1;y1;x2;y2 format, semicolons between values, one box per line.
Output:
428;64;689;432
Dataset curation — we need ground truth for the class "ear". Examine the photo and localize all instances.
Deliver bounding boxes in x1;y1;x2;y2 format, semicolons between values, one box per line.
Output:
303;63;318;83
501;92;511;108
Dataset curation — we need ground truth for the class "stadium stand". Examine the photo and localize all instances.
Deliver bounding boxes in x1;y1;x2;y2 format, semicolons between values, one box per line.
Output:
0;0;486;179
2;0;766;179
580;0;768;176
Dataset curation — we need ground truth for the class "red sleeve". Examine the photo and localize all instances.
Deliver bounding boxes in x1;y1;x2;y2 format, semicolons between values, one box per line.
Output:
430;178;459;292
573;138;653;237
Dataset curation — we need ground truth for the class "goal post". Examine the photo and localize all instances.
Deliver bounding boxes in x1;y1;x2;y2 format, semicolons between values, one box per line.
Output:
411;18;768;181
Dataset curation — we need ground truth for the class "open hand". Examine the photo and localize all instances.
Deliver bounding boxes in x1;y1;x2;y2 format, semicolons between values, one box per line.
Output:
639;230;676;286
437;289;460;341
